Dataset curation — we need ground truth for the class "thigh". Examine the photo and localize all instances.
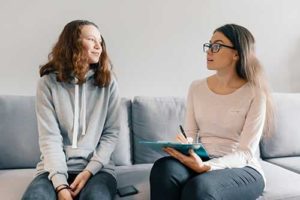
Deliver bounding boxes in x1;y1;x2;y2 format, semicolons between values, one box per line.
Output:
181;167;265;200
79;172;117;200
151;156;195;184
22;173;56;200
150;156;196;200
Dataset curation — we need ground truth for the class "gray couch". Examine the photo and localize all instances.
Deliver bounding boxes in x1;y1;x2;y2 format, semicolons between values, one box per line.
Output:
1;94;300;200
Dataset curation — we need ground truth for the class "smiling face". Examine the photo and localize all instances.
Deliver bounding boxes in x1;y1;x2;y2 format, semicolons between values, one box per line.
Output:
206;31;239;72
80;25;102;64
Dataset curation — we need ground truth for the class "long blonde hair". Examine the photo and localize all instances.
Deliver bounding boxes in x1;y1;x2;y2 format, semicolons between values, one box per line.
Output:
215;24;274;137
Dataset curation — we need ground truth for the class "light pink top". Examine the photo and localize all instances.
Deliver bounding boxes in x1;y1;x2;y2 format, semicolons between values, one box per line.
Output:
185;78;266;183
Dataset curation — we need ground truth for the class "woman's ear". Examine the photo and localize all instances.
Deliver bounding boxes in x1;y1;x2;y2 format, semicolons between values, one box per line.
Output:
233;52;239;61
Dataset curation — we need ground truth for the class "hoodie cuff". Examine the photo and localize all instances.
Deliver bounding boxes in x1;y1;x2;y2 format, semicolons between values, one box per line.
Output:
51;174;68;189
85;160;103;175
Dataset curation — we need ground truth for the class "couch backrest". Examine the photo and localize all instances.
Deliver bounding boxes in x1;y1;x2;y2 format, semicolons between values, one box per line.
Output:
0;95;132;169
132;96;186;164
0;95;40;169
260;93;300;159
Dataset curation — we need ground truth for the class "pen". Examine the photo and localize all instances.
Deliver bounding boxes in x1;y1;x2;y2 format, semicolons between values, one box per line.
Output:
179;125;187;139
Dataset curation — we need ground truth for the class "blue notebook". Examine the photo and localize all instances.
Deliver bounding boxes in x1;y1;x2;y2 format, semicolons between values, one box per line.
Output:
139;141;210;161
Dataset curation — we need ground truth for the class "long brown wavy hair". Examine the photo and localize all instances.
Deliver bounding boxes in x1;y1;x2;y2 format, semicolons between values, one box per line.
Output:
214;24;274;137
40;20;112;87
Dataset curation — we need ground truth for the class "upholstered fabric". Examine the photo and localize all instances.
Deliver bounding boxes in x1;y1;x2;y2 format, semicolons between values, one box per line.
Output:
0;96;40;169
132;96;186;164
265;157;300;174
260;93;300;159
0;96;132;169
111;98;132;166
1;94;300;200
259;160;300;200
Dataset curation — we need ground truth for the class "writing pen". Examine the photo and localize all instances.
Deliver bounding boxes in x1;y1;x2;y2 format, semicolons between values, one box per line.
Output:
179;125;187;139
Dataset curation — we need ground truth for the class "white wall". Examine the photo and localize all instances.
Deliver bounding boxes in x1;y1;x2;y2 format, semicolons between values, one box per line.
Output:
1;0;300;97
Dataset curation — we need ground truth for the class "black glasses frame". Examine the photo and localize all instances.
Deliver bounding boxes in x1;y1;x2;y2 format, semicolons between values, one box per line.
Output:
203;43;235;53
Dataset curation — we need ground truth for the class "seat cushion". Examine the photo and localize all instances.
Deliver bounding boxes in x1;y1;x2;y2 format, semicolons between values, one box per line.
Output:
0;169;36;199
260;93;300;159
115;164;152;200
265;157;300;174
260;160;300;199
132;97;186;164
0;95;40;169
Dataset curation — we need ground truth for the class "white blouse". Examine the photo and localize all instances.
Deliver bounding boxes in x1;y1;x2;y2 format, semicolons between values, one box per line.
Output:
184;78;266;183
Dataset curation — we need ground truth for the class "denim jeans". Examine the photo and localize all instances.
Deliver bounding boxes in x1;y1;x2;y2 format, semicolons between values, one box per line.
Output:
22;171;117;200
150;156;264;200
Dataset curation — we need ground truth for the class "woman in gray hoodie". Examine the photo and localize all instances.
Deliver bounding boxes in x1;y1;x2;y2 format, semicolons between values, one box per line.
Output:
22;20;120;200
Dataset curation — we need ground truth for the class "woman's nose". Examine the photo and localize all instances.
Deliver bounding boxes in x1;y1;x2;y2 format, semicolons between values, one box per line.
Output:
94;41;101;49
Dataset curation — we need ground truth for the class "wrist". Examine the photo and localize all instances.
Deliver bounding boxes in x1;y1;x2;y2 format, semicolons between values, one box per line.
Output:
83;170;92;177
204;164;211;171
56;184;71;194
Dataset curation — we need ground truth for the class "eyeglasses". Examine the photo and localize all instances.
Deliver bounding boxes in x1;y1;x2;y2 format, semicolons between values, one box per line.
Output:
203;43;235;53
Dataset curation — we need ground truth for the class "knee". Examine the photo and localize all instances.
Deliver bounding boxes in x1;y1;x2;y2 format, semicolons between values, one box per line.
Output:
182;175;217;200
22;188;56;200
80;188;114;200
150;156;179;181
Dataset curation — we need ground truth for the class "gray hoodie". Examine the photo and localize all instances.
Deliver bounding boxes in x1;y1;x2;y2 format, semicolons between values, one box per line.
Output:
35;70;120;188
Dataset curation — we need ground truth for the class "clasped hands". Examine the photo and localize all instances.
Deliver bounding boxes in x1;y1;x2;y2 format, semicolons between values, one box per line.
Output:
163;134;211;173
56;170;92;200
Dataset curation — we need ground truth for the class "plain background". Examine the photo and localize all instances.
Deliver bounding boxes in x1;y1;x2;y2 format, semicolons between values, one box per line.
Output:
1;0;300;98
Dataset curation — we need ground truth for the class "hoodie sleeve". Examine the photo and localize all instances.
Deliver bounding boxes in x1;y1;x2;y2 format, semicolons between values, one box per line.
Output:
85;79;120;174
36;76;68;188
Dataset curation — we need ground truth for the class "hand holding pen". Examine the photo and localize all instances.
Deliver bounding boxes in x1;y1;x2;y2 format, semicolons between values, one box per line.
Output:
177;125;193;144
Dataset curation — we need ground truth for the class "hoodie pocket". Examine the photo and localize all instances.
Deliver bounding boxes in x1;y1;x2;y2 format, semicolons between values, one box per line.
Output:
64;145;93;161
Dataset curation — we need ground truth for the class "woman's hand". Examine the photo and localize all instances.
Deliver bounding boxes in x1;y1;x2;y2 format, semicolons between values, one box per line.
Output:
176;134;193;144
57;187;73;200
69;170;92;197
164;147;211;173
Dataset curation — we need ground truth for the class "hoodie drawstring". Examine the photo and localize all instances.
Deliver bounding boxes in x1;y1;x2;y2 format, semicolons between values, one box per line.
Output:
80;83;86;136
72;83;87;148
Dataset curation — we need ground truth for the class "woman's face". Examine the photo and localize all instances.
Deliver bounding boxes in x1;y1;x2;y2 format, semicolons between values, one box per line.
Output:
206;31;238;71
80;25;102;64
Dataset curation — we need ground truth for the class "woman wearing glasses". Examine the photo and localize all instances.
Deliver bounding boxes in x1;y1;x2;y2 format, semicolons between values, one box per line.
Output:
150;24;273;200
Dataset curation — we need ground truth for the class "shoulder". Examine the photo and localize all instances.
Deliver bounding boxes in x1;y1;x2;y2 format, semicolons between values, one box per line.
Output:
37;73;58;90
105;75;119;96
188;78;207;92
246;84;266;101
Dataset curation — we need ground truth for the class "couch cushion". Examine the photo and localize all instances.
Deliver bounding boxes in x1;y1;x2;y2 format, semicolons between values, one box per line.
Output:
115;164;152;200
265;157;300;174
132;97;186;164
260;93;300;159
0;95;40;169
259;160;300;199
111;98;132;166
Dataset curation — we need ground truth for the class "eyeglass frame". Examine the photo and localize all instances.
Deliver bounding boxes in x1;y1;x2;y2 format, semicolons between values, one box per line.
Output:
203;43;235;53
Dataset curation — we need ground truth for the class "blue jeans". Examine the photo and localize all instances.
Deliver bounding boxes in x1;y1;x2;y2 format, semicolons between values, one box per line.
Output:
150;156;265;200
22;171;117;200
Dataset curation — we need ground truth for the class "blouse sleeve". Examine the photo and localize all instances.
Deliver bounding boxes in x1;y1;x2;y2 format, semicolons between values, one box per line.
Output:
184;82;200;140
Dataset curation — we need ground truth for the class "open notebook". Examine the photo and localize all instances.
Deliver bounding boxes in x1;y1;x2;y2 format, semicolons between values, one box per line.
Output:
139;141;210;161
